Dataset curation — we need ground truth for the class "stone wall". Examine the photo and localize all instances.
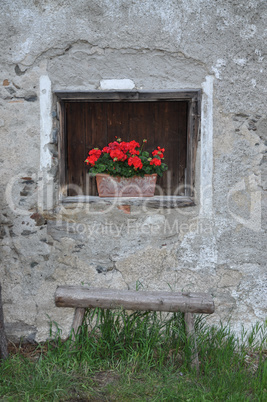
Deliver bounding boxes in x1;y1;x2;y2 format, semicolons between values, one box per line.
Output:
0;0;266;342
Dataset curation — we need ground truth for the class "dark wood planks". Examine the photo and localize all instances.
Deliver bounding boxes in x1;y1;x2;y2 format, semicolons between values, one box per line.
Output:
66;101;188;196
66;103;86;196
58;101;67;195
85;103;107;196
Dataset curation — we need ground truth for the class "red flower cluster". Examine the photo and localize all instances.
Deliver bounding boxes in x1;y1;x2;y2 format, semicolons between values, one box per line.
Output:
103;140;140;156
128;155;143;169
149;146;165;166
150;158;161;166
152;146;165;158
85;148;102;166
109;149;127;162
85;140;144;170
84;138;168;178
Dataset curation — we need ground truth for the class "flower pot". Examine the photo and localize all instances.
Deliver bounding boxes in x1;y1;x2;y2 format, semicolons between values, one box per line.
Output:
95;174;157;197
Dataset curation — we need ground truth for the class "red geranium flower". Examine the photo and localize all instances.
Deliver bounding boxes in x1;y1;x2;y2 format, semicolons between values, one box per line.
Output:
85;155;98;166
128;156;143;169
152;147;165;158
150;158;162;166
85;148;102;166
110;149;127;161
89;148;102;157
128;140;140;149
102;146;110;153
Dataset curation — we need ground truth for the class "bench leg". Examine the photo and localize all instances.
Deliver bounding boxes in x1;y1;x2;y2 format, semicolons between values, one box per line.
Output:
71;308;85;341
184;312;199;373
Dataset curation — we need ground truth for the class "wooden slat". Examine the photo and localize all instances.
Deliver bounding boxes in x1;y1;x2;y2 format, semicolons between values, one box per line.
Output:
185;101;193;197
55;90;201;102
66;103;86;196
85;103;108;196
177;102;188;194
192;98;201;187
58;101;67;195
106;102;129;143
154;102;187;195
154;102;165;195
55;286;215;314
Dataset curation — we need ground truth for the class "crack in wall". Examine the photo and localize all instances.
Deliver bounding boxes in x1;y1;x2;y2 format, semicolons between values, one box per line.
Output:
8;40;207;72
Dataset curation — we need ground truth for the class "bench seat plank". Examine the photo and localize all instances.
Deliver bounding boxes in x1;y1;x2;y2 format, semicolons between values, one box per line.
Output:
55;286;215;314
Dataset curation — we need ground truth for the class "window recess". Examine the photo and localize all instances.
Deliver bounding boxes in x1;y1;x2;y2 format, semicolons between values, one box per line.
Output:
56;90;201;204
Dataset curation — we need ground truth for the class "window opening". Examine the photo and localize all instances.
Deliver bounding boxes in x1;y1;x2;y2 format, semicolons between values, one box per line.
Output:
56;91;201;199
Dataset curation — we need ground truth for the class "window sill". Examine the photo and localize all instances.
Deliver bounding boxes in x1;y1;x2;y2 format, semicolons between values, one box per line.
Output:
60;195;195;209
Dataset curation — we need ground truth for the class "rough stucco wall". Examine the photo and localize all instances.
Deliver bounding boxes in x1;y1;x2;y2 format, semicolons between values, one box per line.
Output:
0;0;266;341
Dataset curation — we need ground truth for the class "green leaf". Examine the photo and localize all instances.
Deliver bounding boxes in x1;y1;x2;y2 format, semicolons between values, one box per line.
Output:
98;164;106;172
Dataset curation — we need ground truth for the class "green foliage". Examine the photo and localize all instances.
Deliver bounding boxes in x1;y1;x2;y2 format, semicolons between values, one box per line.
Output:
0;313;266;401
86;139;168;177
89;150;168;177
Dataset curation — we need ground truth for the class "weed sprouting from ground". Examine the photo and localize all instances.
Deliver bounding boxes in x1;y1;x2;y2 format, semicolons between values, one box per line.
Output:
69;309;187;369
0;310;266;401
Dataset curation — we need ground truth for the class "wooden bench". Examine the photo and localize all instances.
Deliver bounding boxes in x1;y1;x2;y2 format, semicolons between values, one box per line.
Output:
55;286;215;371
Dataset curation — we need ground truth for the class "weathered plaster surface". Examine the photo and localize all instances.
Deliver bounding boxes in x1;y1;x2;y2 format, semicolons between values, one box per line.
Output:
0;0;266;341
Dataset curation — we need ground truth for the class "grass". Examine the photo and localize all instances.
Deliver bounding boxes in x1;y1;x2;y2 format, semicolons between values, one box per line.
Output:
0;310;266;401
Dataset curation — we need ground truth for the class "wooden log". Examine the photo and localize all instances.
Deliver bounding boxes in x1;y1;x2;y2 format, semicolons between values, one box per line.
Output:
55;286;215;314
184;312;199;373
71;307;85;341
0;283;8;360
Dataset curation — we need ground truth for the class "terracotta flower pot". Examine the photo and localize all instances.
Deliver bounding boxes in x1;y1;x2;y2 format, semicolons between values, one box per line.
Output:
95;173;157;197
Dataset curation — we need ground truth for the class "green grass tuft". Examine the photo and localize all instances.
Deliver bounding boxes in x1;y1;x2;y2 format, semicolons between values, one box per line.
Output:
0;311;266;401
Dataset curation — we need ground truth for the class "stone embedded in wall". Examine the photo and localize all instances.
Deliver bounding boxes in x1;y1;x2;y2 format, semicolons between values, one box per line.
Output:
216;266;243;288
24;93;38;102
100;79;135;90
5;322;37;344
30;213;47;226
15;65;27;76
